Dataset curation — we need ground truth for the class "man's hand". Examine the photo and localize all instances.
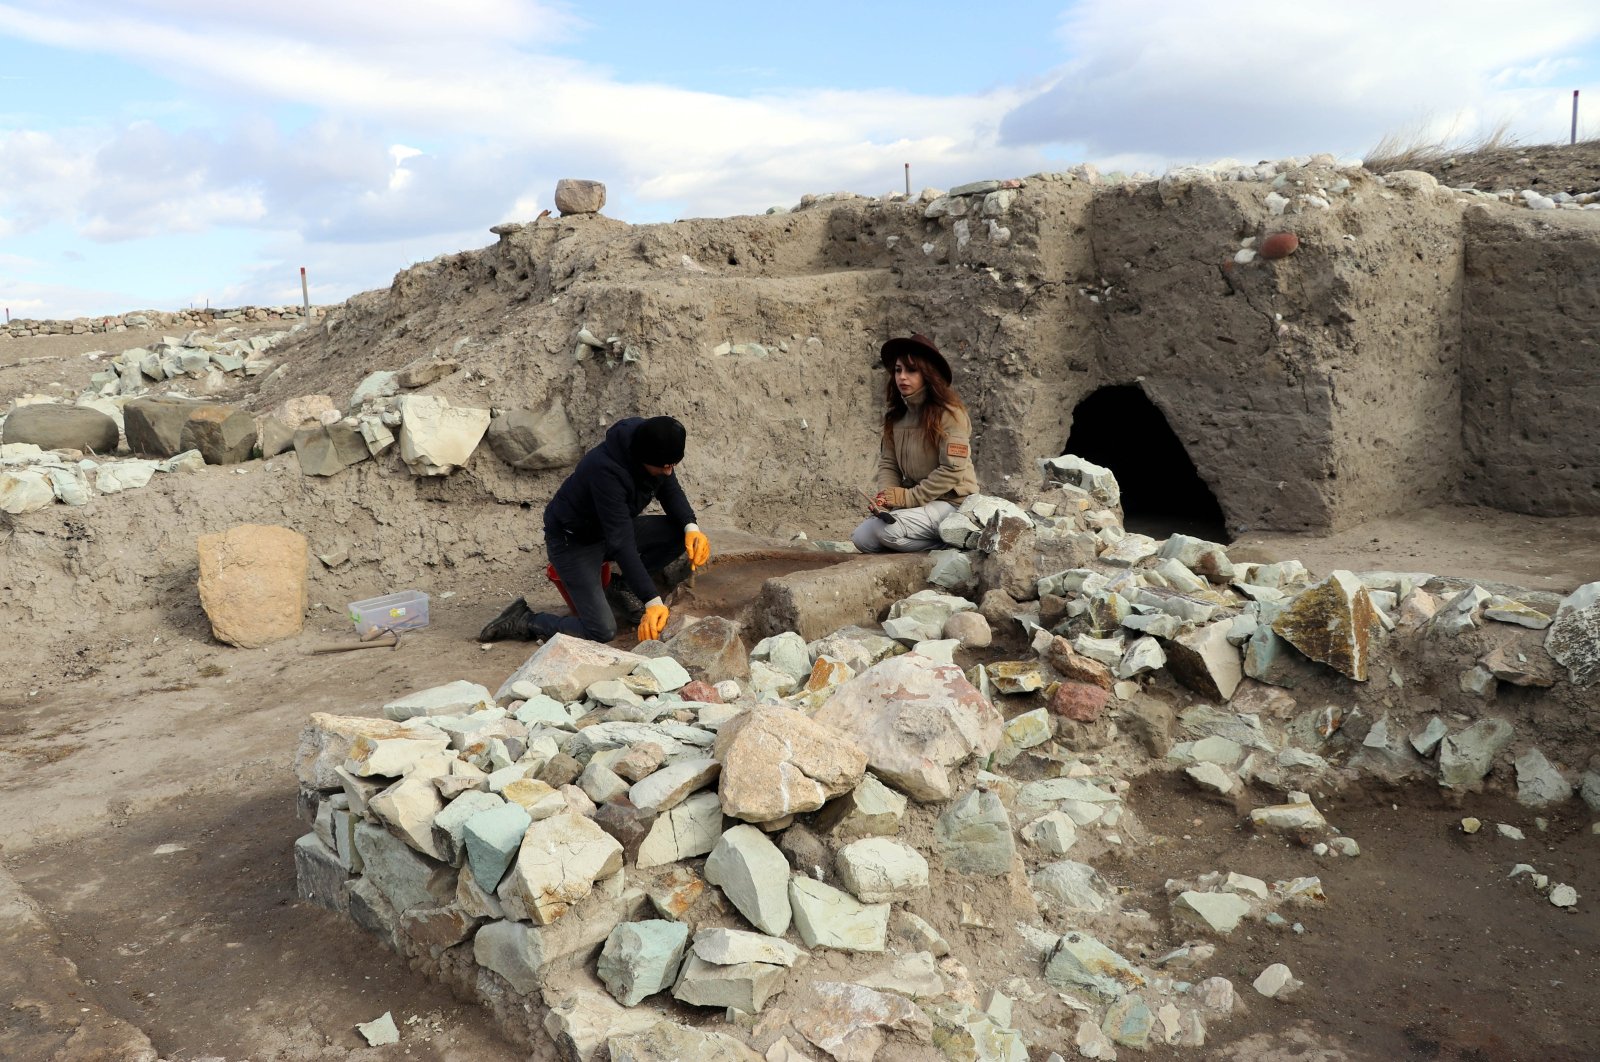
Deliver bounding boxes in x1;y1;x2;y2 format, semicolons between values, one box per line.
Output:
881;487;909;509
685;529;710;569
637;603;670;642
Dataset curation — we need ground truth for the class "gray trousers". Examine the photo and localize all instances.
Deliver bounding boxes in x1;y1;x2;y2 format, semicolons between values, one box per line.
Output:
850;500;957;553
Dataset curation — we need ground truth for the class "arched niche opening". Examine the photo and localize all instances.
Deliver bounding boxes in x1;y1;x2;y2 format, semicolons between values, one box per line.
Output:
1063;385;1230;543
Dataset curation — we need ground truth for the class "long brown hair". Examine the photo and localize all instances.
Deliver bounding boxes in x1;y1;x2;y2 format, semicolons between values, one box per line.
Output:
882;352;965;450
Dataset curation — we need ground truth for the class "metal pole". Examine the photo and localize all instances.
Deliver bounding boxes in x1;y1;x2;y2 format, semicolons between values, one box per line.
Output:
904;163;910;196
1573;90;1580;145
300;266;310;317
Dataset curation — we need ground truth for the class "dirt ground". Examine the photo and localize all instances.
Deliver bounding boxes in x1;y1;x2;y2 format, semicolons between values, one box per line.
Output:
5;555;1597;1062
1233;505;1600;595
4;292;1599;1060
1122;775;1600;1062
1405;140;1600;195
3;547;1596;1062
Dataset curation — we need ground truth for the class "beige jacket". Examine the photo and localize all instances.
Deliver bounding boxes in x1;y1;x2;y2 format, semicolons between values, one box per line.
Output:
874;392;979;507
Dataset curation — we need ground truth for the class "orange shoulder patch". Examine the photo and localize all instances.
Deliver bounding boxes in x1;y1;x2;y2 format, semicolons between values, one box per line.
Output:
947;442;970;459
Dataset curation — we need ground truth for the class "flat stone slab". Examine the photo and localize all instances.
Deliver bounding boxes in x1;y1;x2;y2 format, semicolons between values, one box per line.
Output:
629;757;721;813
836;837;929;903
609;1021;762;1062
636;791;725;869
473;886;643;993
597;919;690;1006
1272;570;1378;681
496;635;648;703
384;680;494;721
812;655;1002;802
789;875;888;952
935;789;1016;876
1044;931;1145;999
1174;890;1252;934
792;981;934;1061
704;824;792;936
672;954;787;1014
813;773;907;840
498;812;624;925
692;927;807;967
1547;582;1600;686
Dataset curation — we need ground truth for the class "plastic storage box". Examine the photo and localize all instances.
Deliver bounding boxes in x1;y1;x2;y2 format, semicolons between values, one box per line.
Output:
348;590;430;638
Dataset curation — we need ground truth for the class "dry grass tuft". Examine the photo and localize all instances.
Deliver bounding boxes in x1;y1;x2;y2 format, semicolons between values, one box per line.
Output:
1364;118;1521;173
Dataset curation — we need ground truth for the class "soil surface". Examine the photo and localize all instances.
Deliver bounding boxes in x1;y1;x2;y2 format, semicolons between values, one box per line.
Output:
5;547;1597;1061
1232;504;1600;595
1121;774;1600;1062
1408;141;1600;195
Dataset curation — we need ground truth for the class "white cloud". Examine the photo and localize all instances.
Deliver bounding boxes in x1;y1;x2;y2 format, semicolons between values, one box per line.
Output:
1000;0;1600;160
0;275;140;320
6;0;1600;319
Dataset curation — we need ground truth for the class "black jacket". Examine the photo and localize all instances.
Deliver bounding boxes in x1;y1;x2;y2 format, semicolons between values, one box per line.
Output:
543;417;696;600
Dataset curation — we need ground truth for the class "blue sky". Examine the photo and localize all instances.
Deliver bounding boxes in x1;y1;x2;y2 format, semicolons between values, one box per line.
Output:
4;0;1600;320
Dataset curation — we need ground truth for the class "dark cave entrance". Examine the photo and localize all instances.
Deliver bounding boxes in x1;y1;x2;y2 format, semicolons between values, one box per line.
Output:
1063;385;1231;543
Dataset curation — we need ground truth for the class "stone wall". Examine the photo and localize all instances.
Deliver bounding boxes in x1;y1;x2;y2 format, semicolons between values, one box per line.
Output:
3;304;328;339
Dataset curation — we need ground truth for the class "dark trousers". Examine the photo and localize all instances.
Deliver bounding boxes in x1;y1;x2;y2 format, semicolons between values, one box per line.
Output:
537;515;684;642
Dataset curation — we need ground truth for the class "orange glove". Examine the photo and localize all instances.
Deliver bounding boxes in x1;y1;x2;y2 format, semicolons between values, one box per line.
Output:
637;603;670;642
685;529;710;569
881;487;910;509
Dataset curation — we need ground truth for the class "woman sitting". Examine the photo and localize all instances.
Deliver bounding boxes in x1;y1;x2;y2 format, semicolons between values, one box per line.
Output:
852;333;979;553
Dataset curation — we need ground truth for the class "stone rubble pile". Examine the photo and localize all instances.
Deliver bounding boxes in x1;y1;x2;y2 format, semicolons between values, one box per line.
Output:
1507;861;1580;909
0;327;589;513
292;457;1600;1059
0;325;291;511
78;328;283;399
0;440;207;512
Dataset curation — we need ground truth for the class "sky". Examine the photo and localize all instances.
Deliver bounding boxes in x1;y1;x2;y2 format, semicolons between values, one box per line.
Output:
4;0;1600;320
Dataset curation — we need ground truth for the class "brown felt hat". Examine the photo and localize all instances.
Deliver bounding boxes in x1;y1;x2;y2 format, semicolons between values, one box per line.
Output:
879;334;952;383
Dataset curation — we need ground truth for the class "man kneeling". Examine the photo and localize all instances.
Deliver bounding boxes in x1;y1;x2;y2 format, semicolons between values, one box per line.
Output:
479;415;710;644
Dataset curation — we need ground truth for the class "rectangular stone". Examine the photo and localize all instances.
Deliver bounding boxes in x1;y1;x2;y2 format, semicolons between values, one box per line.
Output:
473;887;647;992
750;553;933;642
294;833;350;914
352;821;456;914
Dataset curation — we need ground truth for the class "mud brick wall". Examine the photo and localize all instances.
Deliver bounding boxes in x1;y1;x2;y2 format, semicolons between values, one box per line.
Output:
251;166;1598;541
1312;193;1466;527
1084;176;1471;534
1087;181;1338;533
1460;207;1600;516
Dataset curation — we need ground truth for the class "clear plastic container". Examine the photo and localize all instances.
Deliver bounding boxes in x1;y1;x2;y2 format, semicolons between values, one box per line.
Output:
348;590;430;638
